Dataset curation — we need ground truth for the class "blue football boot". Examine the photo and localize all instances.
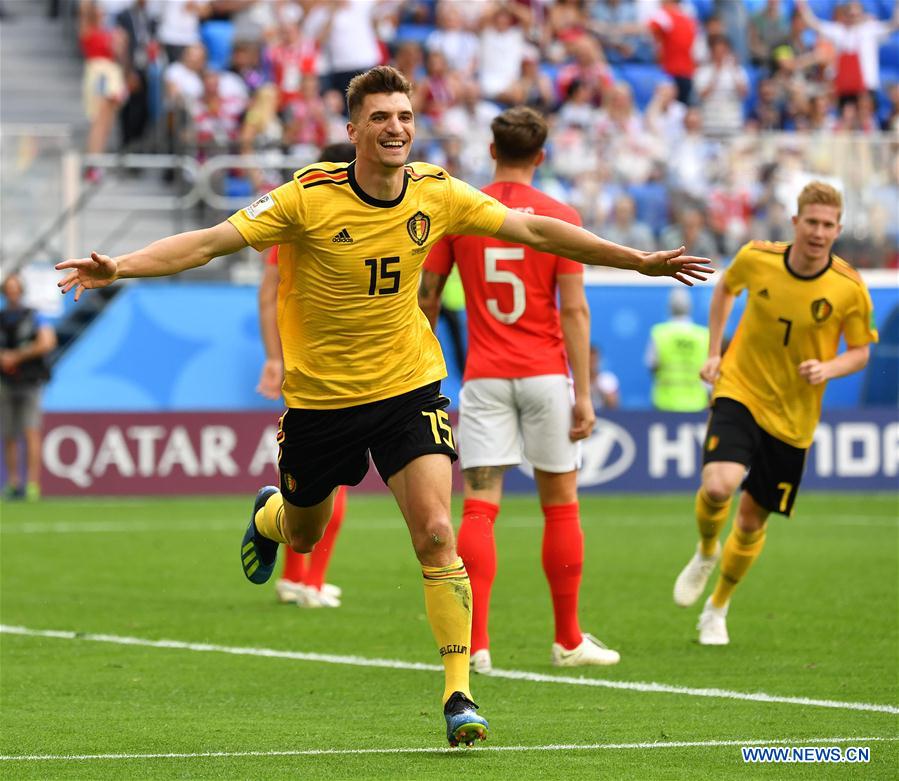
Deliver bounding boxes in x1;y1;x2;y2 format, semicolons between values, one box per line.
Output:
444;691;489;747
240;485;280;584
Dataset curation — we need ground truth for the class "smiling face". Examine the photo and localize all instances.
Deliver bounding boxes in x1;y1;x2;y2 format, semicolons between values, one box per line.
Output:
792;203;842;263
347;92;415;171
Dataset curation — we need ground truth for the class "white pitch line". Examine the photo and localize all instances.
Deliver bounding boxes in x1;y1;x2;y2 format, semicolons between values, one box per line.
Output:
0;736;895;763
2;625;896;715
2;514;895;534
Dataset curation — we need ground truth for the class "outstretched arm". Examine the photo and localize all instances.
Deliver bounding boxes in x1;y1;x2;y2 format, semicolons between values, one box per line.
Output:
56;221;248;300
494;210;713;286
418;269;448;330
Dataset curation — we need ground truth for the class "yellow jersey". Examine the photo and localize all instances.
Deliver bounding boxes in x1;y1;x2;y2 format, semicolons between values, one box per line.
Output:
229;161;507;408
714;241;878;448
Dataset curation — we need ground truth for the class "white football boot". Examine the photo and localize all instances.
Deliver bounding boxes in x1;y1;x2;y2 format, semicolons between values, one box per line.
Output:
697;597;730;645
275;579;307;604
673;543;721;607
470;649;493;674
300;585;341;608
551;633;620;667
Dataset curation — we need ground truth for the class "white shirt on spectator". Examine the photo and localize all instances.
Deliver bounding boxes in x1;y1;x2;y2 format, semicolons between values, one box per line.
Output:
694;60;749;136
157;0;202;48
426;29;480;75
165;61;204;108
311;0;382;74
817;19;892;90
478;25;525;99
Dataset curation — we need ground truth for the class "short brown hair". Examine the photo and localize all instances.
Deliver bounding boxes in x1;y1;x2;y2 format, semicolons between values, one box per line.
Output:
797;181;843;217
346;66;413;121
491;106;548;163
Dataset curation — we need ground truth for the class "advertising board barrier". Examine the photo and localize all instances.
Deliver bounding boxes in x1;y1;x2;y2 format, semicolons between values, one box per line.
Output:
37;409;898;496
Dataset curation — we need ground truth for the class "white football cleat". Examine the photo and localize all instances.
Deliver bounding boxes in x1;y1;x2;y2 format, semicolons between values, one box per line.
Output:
673;543;721;607
320;582;342;599
697;597;730;645
551;633;620;667
470;648;493;674
275;578;307;604
300;585;341;608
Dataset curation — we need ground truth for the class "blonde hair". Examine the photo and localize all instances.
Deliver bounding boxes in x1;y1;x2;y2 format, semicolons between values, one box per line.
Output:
797;181;843;218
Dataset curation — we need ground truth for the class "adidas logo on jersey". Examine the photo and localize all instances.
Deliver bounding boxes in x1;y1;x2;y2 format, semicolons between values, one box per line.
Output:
332;228;354;243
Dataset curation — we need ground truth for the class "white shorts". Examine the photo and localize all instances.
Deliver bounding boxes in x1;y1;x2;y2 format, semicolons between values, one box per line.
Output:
458;375;581;473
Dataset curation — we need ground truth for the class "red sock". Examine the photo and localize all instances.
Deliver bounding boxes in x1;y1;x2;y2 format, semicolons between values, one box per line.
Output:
542;502;583;650
282;547;306;582
456;498;499;653
304;486;347;589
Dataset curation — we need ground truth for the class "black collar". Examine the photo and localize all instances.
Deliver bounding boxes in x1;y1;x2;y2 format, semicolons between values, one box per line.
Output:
347;162;408;208
783;244;832;280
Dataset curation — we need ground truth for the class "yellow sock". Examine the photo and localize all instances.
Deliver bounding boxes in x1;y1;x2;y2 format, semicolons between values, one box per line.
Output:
710;525;766;608
422;557;472;704
254;492;289;544
695;487;732;556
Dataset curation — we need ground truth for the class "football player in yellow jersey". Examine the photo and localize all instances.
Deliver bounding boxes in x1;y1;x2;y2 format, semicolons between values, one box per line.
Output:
57;65;712;747
672;181;878;646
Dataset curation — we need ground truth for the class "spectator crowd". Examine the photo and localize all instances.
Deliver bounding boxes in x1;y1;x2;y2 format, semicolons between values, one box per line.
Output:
80;0;899;268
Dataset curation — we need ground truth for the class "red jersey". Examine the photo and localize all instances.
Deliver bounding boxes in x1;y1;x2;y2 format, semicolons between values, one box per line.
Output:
424;181;582;382
648;5;696;78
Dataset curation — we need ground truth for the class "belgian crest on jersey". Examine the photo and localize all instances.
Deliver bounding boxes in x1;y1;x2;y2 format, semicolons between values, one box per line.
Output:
811;298;833;323
406;211;431;246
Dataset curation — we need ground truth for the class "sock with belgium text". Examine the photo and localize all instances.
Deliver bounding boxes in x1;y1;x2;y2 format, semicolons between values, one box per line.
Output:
542;502;584;650
422;557;472;704
304;486;347;589
710;525;767;608
455;499;499;653
696;487;732;557
254;491;289;544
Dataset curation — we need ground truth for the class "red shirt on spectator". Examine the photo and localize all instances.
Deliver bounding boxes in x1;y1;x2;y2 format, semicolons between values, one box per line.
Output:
268;41;318;109
81;28;116;60
648;4;697;78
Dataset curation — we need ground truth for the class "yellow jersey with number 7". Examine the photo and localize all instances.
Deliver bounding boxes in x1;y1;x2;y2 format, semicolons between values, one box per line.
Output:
713;241;878;448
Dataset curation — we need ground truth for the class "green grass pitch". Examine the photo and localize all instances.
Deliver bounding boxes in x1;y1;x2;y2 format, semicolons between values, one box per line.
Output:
1;492;897;779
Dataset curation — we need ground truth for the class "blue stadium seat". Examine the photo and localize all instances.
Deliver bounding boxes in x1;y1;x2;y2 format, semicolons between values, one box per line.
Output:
225;175;253;199
612;63;669;111
201;20;234;71
860;303;898;406
685;0;715;22
627;183;669;235
395;23;435;45
805;0;836;19
880;32;899;71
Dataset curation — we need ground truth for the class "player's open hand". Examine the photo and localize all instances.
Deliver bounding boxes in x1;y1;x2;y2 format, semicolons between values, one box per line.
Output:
569;397;596;442
640;247;714;286
798;359;829;385
700;355;722;384
55;251;118;301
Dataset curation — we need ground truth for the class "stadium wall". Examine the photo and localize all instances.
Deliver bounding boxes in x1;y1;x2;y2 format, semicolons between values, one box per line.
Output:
42;277;899;412
12;278;894;495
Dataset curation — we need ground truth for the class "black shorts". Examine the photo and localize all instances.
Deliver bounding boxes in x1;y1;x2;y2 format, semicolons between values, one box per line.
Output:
276;382;457;507
702;397;807;516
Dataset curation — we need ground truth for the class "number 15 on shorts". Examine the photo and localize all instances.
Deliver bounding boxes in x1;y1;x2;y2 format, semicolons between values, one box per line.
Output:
422;409;454;447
